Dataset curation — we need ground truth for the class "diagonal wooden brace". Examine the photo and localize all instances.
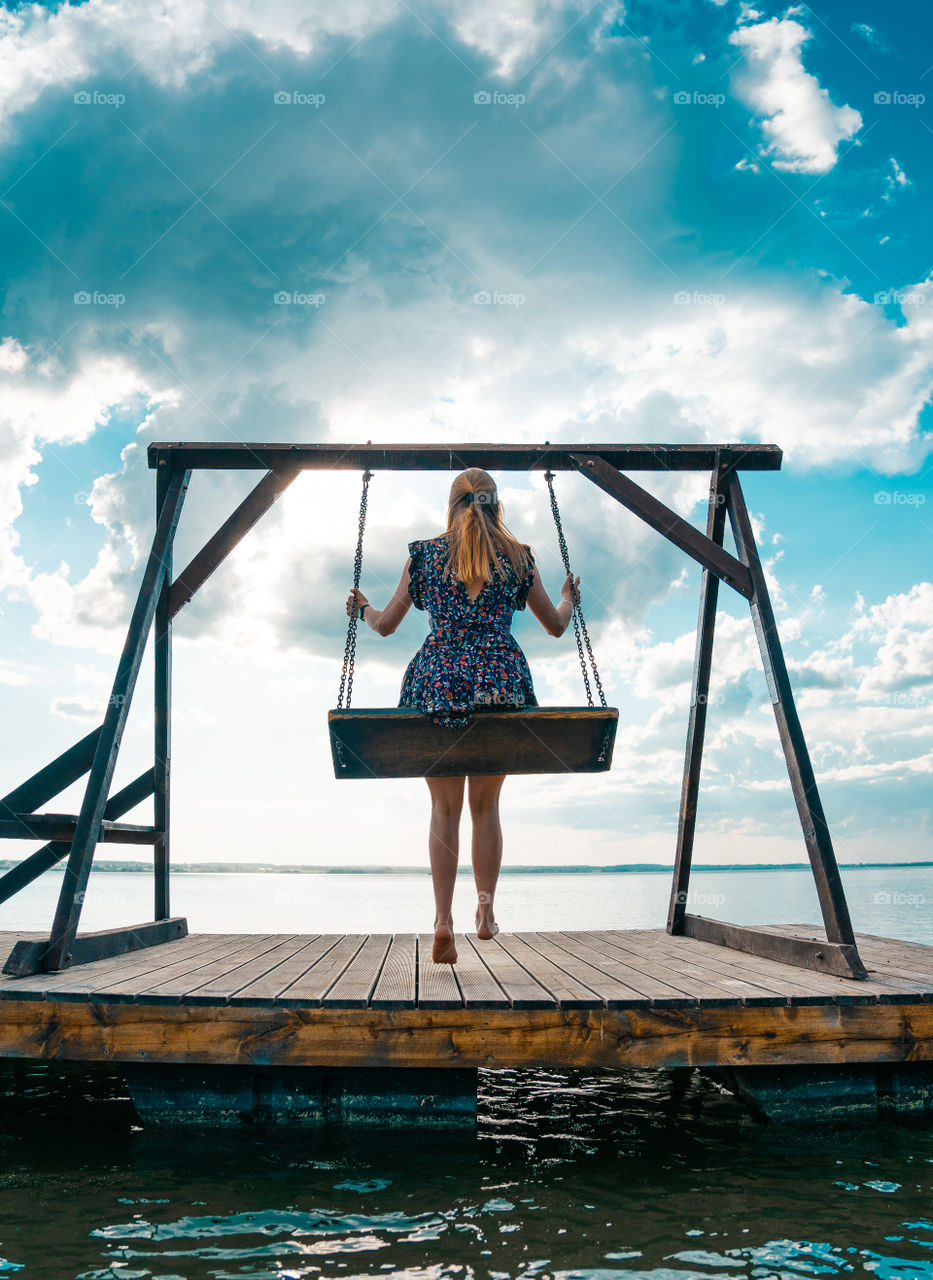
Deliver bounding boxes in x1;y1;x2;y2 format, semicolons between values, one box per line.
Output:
725;472;861;955
168;465;302;615
569;453;754;598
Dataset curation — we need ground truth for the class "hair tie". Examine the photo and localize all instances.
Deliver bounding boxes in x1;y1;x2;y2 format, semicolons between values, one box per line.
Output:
464;490;497;506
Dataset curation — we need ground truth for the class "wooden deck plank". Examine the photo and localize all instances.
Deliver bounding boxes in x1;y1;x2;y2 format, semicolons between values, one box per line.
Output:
184;936;307;1004
624;930;862;1004
445;935;510;1008
569;930;746;1005
0;933;218;1002
34;935;236;1004
371;934;416;1010
494;932;603;1008
555;933;701;1006
459;935;559;1009
229;935;338;1005
137;936;291;1004
416;934;463;1008
276;934;368;1007
323;934;392;1008
666;930;923;1003
605;928;871;1003
767;924;933;995
514;932;681;1008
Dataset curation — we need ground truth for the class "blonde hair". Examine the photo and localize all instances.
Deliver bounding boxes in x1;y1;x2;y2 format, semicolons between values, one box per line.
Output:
444;468;532;587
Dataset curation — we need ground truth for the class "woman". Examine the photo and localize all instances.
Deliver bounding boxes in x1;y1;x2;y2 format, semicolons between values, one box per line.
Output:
345;468;579;965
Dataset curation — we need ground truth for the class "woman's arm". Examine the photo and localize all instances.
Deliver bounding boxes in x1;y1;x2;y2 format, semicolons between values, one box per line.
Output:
345;557;414;637
525;566;580;637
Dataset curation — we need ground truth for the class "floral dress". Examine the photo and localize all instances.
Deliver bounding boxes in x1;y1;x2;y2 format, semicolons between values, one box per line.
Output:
398;534;539;729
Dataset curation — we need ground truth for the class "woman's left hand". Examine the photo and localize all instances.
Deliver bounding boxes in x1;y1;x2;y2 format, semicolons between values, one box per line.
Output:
346;588;369;618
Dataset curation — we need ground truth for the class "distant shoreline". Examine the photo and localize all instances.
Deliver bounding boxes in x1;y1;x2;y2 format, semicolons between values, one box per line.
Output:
2;860;929;875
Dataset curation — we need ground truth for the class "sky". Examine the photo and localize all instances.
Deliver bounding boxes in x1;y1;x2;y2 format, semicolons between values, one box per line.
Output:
0;0;931;893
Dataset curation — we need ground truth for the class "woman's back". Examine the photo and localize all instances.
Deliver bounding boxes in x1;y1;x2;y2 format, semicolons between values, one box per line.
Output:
399;534;538;727
407;534;536;631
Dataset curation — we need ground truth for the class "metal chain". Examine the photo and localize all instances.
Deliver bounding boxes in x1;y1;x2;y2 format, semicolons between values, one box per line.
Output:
544;470;607;709
336;469;373;709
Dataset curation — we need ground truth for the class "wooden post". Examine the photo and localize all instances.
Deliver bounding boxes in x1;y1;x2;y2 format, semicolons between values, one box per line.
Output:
668;454;731;932
725;473;859;948
44;466;190;972
154;466;173;920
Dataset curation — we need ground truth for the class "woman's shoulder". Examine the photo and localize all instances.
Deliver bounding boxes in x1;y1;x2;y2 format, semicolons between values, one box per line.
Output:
407;534;447;562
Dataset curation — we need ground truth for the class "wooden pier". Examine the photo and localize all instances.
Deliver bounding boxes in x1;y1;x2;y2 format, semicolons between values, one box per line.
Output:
1;924;931;1123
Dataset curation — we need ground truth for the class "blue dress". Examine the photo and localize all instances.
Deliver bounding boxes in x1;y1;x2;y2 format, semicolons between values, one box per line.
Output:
398;534;539;729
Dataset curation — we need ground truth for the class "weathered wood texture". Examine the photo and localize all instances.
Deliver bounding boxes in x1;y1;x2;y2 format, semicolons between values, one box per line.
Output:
668;460;730;932
147;443;784;472
2;919;188;977
329;708;618;778
680;915;866;979
0;926;929;1071
726;475;859;951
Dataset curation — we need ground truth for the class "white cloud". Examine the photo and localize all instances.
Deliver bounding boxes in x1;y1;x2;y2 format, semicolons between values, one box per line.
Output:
883;157;913;202
729;16;862;173
0;0;401;142
851;582;933;697
0;340;175;596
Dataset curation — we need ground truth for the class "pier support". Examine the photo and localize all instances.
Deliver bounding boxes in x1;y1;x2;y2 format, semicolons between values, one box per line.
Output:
123;1064;478;1127
706;1063;933;1122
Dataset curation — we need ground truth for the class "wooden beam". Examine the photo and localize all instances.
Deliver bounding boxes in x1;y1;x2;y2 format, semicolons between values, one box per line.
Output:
668;455;731;932
0;817;157;844
726;474;861;952
569;454;754;598
0;726;102;817
2;918;187;978
147;442;784;473
0;770;155;905
45;468;191;972
154;466;172;920
681;915;868;980
167;465;302;616
0;999;928;1071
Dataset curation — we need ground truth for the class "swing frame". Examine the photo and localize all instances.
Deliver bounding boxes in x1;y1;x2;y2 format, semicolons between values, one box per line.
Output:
0;442;868;983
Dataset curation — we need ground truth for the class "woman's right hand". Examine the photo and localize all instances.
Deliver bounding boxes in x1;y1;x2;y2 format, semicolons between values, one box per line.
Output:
561;573;580;605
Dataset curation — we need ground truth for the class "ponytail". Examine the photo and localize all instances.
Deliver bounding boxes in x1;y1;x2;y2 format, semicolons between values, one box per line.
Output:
444;468;531;586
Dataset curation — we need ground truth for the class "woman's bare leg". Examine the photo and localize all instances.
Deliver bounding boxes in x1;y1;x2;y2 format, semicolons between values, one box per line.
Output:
426;776;465;962
468;774;505;938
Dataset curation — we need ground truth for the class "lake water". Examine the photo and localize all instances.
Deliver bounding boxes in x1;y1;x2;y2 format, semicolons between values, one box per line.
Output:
1;865;931;1279
1;864;931;942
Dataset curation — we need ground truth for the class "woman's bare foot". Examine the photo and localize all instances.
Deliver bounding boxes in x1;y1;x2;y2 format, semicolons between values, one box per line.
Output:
475;894;499;940
432;920;457;964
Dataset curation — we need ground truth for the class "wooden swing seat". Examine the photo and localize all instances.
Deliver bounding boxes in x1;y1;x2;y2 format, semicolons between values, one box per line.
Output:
328;706;619;778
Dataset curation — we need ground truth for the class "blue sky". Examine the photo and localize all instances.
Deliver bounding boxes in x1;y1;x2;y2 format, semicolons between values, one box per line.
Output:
0;0;931;893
